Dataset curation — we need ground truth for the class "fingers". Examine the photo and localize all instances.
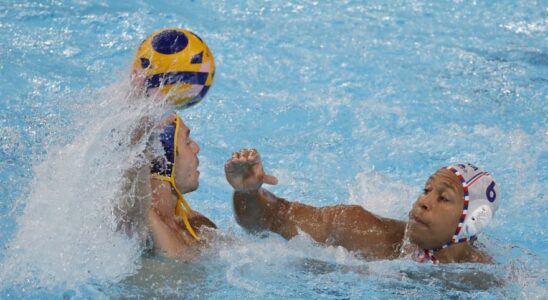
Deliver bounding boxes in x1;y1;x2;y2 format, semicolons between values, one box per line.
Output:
263;174;278;185
231;151;239;159
248;148;259;161
228;148;260;162
224;148;262;177
224;148;276;192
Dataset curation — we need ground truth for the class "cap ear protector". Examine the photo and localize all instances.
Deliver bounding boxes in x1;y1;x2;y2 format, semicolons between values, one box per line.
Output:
446;163;499;243
464;204;493;237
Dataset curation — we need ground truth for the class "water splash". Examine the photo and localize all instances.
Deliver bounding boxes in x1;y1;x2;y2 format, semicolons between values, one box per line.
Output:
0;81;168;289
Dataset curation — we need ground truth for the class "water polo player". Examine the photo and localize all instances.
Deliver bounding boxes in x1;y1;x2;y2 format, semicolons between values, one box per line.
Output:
116;28;217;260
225;149;499;264
146;113;216;260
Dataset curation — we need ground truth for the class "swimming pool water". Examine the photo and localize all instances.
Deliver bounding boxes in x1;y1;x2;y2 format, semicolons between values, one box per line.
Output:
0;0;546;299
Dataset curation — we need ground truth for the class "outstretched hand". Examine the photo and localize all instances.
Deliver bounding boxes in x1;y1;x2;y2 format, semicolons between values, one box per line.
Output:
224;148;278;192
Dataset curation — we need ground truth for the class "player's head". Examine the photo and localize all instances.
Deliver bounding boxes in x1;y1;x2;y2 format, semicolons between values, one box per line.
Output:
408;163;499;250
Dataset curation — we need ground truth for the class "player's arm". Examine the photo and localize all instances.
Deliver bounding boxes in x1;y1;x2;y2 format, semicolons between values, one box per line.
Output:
226;149;406;259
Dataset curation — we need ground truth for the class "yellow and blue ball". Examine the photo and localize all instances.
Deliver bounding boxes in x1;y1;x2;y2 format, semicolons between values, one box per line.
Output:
132;28;215;108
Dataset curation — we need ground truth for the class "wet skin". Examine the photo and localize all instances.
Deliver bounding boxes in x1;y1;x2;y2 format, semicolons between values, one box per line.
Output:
172;119;201;193
408;169;464;250
225;149;490;263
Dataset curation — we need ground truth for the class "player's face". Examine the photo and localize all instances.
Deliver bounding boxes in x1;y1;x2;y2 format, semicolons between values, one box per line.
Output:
408;169;464;249
173;119;201;193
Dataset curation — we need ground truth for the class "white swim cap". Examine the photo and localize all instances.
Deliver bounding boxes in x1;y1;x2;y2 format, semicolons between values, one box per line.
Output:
446;163;499;243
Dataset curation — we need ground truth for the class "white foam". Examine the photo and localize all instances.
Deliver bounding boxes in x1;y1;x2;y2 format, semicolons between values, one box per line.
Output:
502;19;547;36
215;230;365;296
0;81;166;288
349;167;418;220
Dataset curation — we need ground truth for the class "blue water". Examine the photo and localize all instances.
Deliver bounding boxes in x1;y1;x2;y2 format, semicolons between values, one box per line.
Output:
0;0;546;299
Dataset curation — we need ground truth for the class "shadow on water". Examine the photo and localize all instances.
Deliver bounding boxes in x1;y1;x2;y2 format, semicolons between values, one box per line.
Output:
464;47;548;67
114;256;211;299
294;257;503;292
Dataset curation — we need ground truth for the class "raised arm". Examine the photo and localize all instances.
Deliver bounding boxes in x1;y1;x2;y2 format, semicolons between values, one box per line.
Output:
225;149;406;259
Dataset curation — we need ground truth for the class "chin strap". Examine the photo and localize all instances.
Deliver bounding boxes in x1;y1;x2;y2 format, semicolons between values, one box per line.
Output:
174;190;200;241
419;235;476;264
152;174;200;240
418;249;439;264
